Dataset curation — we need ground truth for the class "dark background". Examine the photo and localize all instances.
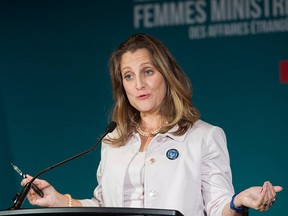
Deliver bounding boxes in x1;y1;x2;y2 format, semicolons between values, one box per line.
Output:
1;1;287;215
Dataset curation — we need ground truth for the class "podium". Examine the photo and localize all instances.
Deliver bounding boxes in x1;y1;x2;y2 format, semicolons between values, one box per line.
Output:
0;207;183;216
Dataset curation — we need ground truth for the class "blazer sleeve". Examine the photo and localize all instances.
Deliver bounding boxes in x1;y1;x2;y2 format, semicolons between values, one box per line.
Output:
78;143;107;207
201;126;235;215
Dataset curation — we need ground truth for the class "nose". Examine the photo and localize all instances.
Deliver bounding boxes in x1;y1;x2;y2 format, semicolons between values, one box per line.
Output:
136;76;145;90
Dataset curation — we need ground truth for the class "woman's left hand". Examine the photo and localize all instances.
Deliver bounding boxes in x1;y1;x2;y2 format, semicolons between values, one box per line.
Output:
234;181;283;212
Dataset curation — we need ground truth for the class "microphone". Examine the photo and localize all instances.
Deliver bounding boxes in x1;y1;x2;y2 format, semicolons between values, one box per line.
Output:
9;121;117;210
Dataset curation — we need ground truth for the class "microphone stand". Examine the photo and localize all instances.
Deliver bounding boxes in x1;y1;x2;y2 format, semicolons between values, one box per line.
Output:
8;121;117;210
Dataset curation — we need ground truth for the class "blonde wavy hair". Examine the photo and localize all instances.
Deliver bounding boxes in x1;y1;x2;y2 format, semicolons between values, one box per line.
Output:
106;34;200;146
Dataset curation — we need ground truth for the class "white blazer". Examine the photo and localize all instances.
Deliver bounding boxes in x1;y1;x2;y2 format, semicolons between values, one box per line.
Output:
80;120;234;216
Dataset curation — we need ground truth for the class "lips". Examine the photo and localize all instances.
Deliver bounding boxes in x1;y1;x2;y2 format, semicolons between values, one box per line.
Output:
137;94;149;100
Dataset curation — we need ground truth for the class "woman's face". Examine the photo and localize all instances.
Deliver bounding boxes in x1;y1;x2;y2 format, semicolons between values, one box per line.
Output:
120;48;167;116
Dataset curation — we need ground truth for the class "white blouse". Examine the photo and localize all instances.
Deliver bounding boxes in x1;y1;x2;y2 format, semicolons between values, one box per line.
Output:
123;151;146;207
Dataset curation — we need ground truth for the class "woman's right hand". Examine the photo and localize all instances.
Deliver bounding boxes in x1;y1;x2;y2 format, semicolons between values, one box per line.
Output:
21;175;68;207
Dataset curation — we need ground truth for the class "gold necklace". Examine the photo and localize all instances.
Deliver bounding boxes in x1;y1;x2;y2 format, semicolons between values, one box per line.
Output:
136;125;161;137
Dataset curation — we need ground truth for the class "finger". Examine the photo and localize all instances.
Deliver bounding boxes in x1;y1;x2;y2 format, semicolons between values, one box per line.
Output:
267;182;278;207
256;182;269;211
20;174;33;186
25;174;33;179
274;186;283;192
21;178;29;186
268;182;276;198
25;175;47;189
265;182;274;209
261;181;277;211
263;182;272;210
27;193;41;206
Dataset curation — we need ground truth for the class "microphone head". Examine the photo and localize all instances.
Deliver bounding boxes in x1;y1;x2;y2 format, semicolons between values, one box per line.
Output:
106;121;117;133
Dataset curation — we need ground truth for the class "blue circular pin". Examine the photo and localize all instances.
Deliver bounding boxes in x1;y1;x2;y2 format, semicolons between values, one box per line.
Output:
166;149;179;160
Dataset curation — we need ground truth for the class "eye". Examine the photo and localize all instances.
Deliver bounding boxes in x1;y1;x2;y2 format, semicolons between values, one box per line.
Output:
144;69;153;76
123;73;133;81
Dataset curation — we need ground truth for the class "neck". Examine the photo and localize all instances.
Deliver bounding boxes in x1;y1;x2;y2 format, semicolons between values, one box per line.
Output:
137;115;167;137
139;114;163;130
